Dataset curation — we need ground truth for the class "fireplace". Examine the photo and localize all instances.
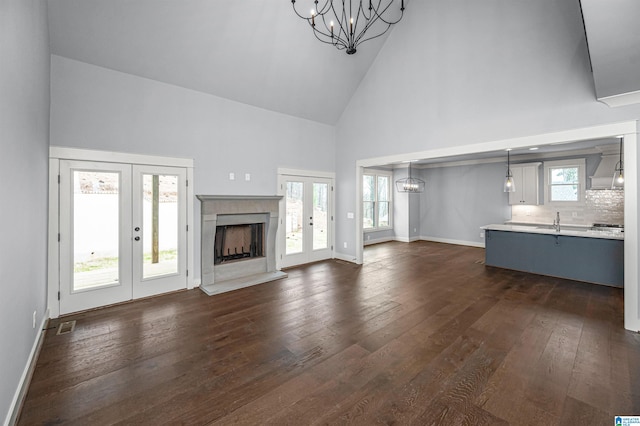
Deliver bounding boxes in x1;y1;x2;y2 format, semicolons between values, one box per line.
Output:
197;195;287;296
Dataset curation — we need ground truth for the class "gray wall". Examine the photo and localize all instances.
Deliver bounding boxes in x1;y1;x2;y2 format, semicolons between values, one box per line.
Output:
0;0;50;422
50;55;336;284
335;0;640;258
420;164;511;245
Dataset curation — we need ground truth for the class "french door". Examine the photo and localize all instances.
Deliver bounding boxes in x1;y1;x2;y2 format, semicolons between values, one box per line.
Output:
59;160;187;315
279;175;333;268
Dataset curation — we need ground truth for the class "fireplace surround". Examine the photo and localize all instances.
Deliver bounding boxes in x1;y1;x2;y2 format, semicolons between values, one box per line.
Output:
197;195;287;296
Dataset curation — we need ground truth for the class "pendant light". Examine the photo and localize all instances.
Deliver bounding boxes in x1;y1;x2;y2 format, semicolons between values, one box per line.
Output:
612;137;624;189
395;162;425;193
504;149;516;192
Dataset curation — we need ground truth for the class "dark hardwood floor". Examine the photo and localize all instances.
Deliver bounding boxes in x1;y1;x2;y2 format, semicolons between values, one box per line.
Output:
19;241;640;425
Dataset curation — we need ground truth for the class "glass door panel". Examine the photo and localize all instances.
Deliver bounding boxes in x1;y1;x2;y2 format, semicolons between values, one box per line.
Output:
142;174;179;279
73;171;121;291
286;181;304;255
313;183;329;250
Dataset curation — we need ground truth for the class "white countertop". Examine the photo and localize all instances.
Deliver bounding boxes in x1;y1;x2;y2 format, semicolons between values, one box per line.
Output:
481;224;624;240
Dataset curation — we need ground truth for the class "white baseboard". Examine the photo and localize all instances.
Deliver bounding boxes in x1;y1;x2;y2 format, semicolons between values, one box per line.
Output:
363;236;395;246
420;236;485;248
5;308;50;426
334;252;358;263
394;236;421;243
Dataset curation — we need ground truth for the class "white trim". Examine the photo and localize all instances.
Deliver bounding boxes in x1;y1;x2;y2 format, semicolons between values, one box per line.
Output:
277;168;335;179
186;167;195;289
50;146;194;168
598;89;640;108
395;236;421;243
624;128;640;332
333;251;358;263
364;236;395;246
47;159;60;320
420;236;485;248
4;309;50;426
354;120;639;332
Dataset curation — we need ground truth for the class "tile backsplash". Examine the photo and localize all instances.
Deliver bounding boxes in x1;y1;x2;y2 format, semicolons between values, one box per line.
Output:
511;189;624;226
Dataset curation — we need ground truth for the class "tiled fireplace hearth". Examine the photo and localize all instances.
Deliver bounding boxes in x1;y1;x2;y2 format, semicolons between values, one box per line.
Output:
197;195;287;296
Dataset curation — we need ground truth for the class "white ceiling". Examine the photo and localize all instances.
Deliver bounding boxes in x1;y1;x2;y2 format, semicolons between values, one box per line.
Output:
47;0;393;125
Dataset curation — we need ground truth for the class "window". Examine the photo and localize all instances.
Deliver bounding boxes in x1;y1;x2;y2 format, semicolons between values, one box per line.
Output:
544;159;586;203
363;171;392;230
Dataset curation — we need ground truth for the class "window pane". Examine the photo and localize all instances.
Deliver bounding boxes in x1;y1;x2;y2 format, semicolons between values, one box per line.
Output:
377;176;389;201
551;184;578;201
142;174;179;279
73;171;120;291
551;167;578;184
378;202;390;227
363;175;375;202
363;201;375;229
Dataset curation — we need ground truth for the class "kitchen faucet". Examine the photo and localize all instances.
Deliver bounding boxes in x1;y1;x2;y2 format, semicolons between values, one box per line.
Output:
553;212;560;232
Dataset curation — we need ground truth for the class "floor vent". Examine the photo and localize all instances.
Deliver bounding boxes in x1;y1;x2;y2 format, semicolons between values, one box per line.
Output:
475;259;485;265
57;320;76;335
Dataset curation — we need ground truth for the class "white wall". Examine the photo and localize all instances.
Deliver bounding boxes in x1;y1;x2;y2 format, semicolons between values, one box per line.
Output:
0;0;50;423
335;0;640;258
50;55;336;282
420;164;511;245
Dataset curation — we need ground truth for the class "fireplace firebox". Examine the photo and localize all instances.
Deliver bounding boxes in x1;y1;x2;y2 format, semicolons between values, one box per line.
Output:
214;223;264;264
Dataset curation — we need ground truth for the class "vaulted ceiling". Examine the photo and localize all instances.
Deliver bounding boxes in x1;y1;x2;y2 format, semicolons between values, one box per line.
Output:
47;0;394;125
47;1;640;126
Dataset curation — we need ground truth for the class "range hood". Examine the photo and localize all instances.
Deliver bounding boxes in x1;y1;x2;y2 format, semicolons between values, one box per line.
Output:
590;145;622;189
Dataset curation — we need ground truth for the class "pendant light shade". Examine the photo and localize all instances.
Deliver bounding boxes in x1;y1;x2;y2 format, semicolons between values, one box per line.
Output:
612;137;624;189
396;162;425;193
504;150;516;193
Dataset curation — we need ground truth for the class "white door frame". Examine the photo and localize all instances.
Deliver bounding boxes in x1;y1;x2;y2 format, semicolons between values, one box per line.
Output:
277;168;336;269
355;120;639;332
48;147;195;318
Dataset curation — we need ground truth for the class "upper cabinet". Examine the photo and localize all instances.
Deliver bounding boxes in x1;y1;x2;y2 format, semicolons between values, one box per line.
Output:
509;163;540;205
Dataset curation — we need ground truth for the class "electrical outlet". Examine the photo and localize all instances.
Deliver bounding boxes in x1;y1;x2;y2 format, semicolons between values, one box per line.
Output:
367;235;370;240
229;172;235;181
343;242;347;249
414;228;417;233
347;212;354;219
480;232;485;238
572;212;578;218
245;173;251;181
32;311;37;329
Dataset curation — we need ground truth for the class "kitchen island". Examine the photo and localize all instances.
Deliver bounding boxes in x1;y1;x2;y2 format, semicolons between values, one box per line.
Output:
481;224;624;287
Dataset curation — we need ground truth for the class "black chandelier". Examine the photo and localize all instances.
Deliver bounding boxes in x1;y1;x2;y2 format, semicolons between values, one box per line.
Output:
291;0;406;55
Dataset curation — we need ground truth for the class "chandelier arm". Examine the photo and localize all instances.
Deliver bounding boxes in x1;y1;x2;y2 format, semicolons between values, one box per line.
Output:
354;23;392;46
310;22;349;49
369;0;405;25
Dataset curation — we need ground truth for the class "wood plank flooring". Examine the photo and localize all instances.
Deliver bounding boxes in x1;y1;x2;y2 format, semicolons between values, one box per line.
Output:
18;241;640;425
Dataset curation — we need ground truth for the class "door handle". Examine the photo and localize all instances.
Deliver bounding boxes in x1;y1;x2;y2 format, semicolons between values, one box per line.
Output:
134;236;140;241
